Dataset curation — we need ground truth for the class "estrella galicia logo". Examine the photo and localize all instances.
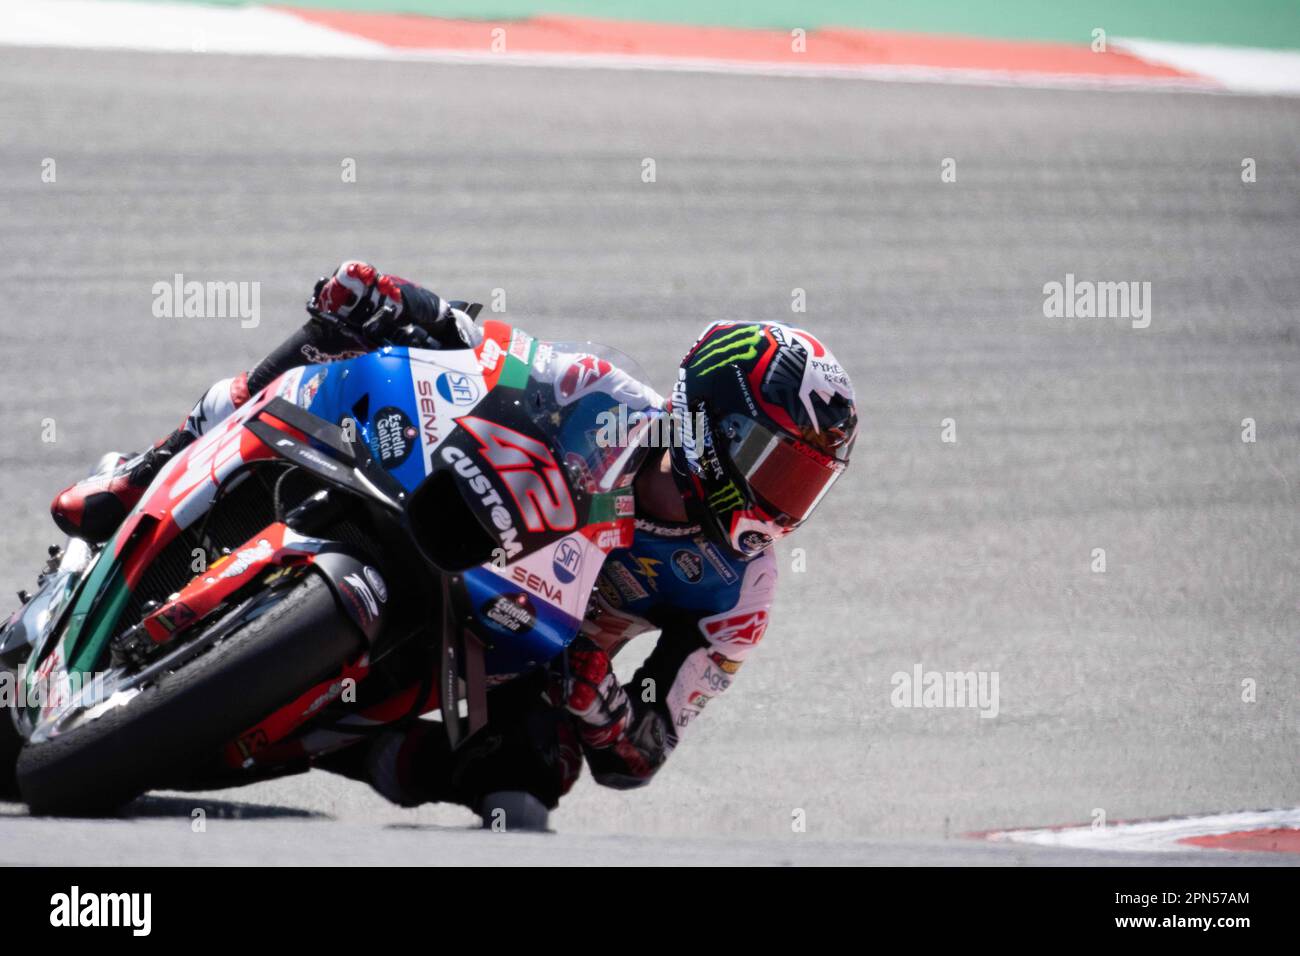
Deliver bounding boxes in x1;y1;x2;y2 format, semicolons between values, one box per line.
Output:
436;371;480;407
481;593;535;636
553;535;583;584
671;548;704;584
372;406;417;468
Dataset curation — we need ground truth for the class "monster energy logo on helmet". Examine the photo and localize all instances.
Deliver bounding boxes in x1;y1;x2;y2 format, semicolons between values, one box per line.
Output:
708;480;745;513
689;324;765;376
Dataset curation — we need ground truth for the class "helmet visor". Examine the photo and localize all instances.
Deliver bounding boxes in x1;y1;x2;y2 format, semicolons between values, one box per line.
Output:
725;416;847;524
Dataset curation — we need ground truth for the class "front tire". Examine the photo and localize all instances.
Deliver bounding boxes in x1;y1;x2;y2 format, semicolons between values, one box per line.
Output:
17;573;363;816
0;676;20;800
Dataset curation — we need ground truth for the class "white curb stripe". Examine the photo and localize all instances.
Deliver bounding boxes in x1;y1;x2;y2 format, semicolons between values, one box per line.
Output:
1115;37;1300;95
986;808;1300;853
0;0;387;57
2;0;1296;98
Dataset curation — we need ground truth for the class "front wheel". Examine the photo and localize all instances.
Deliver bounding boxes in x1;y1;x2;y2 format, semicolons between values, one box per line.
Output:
17;573;364;816
0;673;20;800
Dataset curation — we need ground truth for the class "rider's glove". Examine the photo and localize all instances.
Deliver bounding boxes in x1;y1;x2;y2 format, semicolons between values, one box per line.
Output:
310;260;405;332
551;638;631;750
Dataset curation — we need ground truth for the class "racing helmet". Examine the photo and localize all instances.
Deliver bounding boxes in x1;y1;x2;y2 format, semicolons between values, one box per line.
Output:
668;321;857;557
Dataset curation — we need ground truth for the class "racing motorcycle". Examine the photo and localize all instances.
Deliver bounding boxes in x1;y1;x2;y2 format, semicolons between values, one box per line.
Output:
0;315;654;815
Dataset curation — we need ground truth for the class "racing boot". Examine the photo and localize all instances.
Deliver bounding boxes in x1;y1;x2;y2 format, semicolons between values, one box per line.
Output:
477;791;550;833
50;427;194;544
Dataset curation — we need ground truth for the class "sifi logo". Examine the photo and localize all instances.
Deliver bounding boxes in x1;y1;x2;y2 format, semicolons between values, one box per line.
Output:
436;371;480;407
552;535;583;584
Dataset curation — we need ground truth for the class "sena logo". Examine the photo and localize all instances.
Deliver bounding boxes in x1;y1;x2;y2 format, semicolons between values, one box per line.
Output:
511;565;563;603
416;379;440;445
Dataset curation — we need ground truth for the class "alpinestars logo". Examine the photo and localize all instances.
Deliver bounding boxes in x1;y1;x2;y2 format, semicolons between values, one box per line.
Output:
689;324;765;376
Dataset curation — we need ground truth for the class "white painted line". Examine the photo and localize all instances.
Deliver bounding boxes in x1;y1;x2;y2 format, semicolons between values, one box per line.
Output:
0;0;387;57
986;807;1300;853
4;0;1294;98
1115;37;1300;95
307;47;1227;94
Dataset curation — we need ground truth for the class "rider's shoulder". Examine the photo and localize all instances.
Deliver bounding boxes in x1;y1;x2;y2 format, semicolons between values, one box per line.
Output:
533;344;665;413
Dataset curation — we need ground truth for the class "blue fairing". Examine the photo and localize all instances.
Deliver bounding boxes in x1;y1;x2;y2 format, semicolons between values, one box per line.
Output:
292;348;429;494
461;566;580;674
283;346;594;676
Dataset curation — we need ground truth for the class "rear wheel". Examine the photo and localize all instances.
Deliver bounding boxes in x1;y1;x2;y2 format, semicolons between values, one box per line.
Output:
17;573;363;816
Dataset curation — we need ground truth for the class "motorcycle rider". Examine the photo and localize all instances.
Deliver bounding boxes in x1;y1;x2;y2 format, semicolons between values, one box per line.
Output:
50;261;858;825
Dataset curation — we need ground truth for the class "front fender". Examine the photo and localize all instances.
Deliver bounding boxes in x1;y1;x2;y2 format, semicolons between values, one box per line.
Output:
309;553;390;645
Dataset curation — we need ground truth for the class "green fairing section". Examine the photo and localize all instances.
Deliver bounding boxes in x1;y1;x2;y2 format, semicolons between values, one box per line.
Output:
69;568;131;675
21;531;130;716
498;343;533;390
588;491;632;524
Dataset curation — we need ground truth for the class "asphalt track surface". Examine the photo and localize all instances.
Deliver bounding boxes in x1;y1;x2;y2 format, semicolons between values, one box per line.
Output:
0;48;1297;865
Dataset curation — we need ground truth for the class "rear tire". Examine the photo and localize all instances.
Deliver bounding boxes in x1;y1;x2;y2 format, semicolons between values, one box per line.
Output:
17;573;363;816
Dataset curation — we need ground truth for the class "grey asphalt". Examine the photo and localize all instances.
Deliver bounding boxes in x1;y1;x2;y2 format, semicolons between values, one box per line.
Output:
0;48;1297;865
